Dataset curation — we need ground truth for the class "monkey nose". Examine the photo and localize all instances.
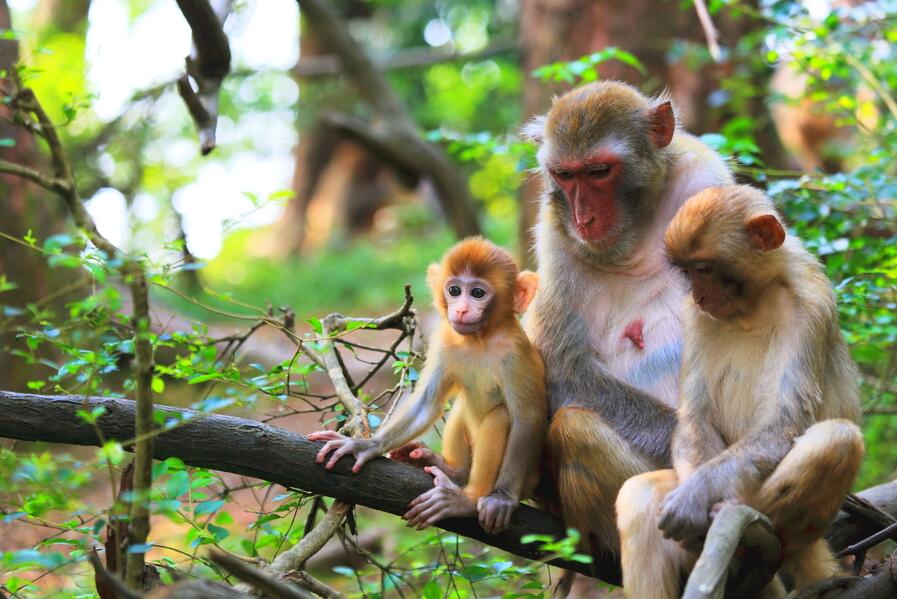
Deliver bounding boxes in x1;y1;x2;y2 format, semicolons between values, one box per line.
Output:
575;213;595;228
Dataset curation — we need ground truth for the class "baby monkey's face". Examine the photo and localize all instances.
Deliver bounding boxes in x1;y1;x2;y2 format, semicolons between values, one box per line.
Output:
444;274;494;335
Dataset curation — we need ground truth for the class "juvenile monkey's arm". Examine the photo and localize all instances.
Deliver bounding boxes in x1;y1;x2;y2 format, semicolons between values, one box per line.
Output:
671;366;726;480
477;344;548;533
310;361;452;473
660;331;819;543
375;362;453;451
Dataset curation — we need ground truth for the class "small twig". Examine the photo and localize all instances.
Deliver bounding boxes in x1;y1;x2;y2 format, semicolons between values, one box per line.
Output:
837;521;897;559
289;570;346;599
0;158;70;193
693;0;723;62
209;550;314;599
270;501;352;573
293;39;518;78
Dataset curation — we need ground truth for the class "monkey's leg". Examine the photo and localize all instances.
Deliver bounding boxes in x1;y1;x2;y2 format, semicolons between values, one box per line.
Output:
463;406;510;500
548;407;652;553
440;401;471;485
616;469;692;599
750;419;864;590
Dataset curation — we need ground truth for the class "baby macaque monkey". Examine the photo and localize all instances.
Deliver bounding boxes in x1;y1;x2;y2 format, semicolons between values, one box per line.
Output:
309;238;547;533
616;185;864;598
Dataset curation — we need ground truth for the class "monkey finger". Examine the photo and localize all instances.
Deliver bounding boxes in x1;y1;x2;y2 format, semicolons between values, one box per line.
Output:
413;504;450;529
492;505;513;533
388;441;423;461
405;488;439;513
324;444;353;470
404;499;439;527
308;430;341;442
316;439;344;464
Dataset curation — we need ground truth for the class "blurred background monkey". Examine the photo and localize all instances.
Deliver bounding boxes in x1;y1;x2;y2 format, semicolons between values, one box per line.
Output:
616;185;864;598
310;238;547;533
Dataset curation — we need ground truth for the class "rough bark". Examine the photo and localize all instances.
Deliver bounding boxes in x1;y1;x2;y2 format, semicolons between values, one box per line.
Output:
0;391;607;581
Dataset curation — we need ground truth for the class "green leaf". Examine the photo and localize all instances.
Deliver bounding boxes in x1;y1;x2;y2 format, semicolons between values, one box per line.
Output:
194;499;225;515
152;377;165;393
307;317;323;335
207;523;229;541
422;580;441;599
166;471;190;498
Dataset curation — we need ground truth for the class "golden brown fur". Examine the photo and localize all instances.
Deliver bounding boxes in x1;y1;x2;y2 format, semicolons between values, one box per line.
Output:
311;238;547;533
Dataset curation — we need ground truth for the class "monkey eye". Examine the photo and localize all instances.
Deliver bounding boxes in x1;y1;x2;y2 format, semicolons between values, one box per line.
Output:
587;164;611;178
448;285;462;297
552;170;574;181
693;263;714;275
471;287;486;299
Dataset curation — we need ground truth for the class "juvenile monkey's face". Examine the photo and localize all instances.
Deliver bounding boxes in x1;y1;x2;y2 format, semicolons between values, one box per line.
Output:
679;262;744;320
443;274;494;335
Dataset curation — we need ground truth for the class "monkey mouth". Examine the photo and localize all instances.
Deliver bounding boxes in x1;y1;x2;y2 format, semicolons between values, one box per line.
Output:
701;300;739;320
450;321;482;335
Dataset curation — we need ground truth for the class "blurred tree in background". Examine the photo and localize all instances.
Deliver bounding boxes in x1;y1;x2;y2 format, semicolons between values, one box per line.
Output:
0;0;895;597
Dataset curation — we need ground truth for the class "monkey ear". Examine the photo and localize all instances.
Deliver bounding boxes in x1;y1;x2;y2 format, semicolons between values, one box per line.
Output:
746;214;786;252
521;115;547;143
513;271;539;314
649;101;675;149
427;263;442;292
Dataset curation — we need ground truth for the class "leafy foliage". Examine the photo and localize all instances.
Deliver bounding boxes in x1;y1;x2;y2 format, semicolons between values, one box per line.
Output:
1;0;896;597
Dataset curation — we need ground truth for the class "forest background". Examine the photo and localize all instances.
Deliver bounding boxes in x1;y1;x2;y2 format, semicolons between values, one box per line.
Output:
0;0;896;597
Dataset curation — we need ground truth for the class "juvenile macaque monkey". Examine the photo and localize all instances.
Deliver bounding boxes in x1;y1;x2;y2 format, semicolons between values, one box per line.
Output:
309;238;547;533
616;185;864;598
521;81;733;593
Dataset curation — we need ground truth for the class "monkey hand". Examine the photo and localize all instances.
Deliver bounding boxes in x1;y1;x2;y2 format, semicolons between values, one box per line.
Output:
389;442;467;482
658;476;719;550
402;466;476;530
477;490;518;534
307;430;380;474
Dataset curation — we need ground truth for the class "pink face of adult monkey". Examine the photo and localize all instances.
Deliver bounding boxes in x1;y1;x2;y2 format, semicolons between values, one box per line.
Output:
527;82;679;265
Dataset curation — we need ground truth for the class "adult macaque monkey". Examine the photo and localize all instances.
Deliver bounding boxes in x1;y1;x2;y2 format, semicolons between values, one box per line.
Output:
521;81;733;587
309;238;547;533
616;185;864;598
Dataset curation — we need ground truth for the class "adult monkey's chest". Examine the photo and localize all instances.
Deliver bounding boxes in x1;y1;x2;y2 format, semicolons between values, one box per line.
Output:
585;268;687;409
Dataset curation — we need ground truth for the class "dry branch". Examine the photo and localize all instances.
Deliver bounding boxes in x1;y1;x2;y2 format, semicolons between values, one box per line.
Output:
175;0;232;154
295;0;480;239
682;505;781;599
0;391;606;581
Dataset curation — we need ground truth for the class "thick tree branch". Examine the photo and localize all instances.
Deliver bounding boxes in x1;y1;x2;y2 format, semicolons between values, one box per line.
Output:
0;391;606;581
